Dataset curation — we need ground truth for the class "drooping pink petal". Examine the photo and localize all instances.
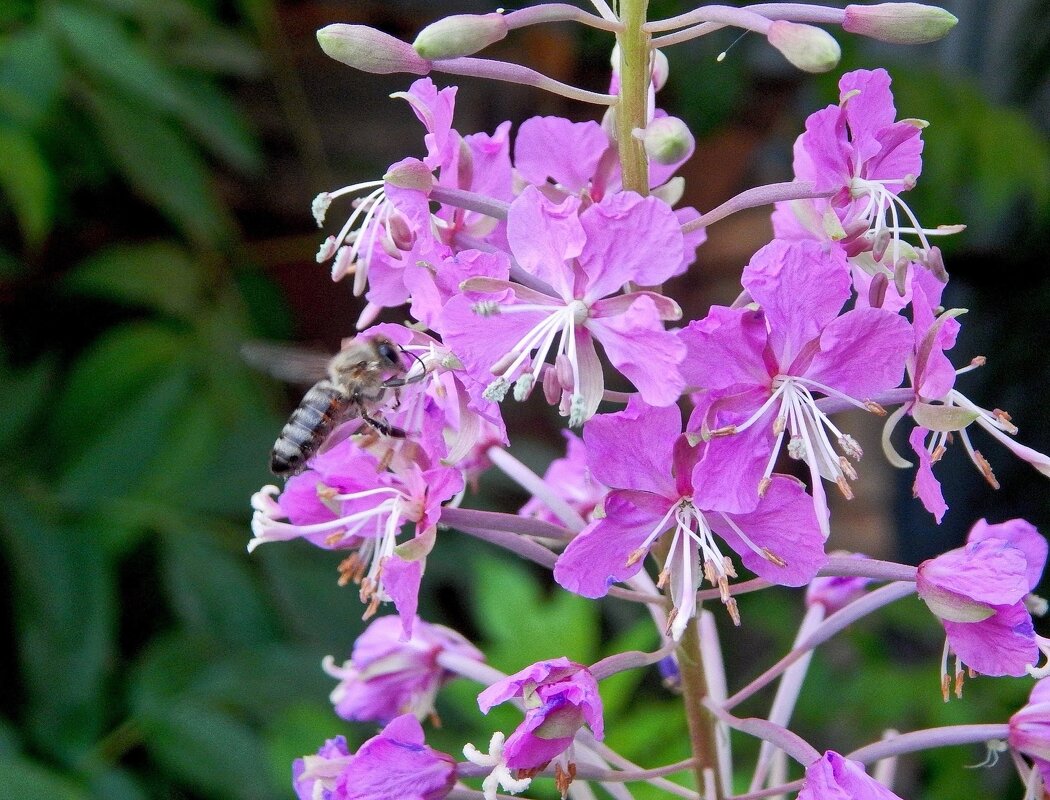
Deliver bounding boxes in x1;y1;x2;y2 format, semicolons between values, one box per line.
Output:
383;555;425;640
942;602;1037;677
918;538;1030;610
339;714;456;800
909;426;948;524
799;751;903;800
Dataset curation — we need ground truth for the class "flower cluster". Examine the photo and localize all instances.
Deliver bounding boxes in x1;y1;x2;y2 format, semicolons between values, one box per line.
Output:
245;3;1050;799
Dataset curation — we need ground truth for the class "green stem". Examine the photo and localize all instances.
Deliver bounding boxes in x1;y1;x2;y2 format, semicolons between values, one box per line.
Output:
616;0;650;195
650;538;724;798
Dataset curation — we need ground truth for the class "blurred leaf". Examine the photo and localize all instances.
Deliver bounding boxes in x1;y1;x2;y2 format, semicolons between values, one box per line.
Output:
0;354;55;451
159;523;278;647
0;493;114;762
263;704;343;794
598;620;659;720
0;27;64;127
471;555;599;671
51;322;186;458
0;757;89;800
167;28;266;78
0;125;52;246
80;87;229;246
62;242;203;320
137;700;280;800
87;769;148;800
58;366;193;506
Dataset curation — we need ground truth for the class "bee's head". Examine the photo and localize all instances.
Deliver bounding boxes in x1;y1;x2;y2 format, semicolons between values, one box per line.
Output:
374;338;402;369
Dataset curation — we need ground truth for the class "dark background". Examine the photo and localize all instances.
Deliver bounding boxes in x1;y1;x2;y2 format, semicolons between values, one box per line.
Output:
0;1;1048;797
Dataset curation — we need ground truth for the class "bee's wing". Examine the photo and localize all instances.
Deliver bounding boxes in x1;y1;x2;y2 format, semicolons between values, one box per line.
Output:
240;341;332;385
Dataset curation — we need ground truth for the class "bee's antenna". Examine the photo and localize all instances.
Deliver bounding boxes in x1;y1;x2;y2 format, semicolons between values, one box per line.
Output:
398;345;428;383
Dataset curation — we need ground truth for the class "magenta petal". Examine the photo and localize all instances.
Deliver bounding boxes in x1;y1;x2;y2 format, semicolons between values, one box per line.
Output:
477;657;579;712
794;105;852;191
553;491;665;598
677;307;771;391
507;187;585;296
341;714;456;800
515;116;608;192
799;751;903;800
708;476;827;586
383;555;424;640
909;426;948;524
968;518;1047;590
943;602;1037;677
577;192;685;297
742;240;851;367
840;69;896;138
582;398;679;495
804;307;911;398
918;539;1030;608
587;297;685;406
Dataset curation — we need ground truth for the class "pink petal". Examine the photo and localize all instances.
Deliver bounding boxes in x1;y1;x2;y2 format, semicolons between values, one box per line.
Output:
968;518;1047;591
708;476;827;586
677;307;771;391
582;398;679;495
943;602;1037;677
909;426;948;524
918;539;1030;608
514;116;609;192
507;187;585;297
383;556;424;640
804;306;911;398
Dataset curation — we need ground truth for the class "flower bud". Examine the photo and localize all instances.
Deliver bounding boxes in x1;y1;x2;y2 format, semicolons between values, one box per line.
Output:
317;24;431;76
641;116;695;166
843;3;958;45
767;21;841;74
384;159;435;192
413;13;509;60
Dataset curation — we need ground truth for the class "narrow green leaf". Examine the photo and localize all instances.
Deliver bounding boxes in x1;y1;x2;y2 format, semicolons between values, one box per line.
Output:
0;126;52;245
0;493;115;762
161;73;261;174
167;29;266;78
80;88;230;245
0;354;55;451
62;242;203;320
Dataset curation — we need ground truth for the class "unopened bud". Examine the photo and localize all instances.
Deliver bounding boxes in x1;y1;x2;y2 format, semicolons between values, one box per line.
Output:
386;212;415;251
843;3;958;45
767;21;841;73
384;160;435;192
651;49;669;91
413;13;509;59
317;24;430;76
641;116;695;166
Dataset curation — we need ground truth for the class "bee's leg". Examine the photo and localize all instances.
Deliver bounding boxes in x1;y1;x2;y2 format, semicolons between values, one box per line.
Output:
391;387;402;410
361;412;407;439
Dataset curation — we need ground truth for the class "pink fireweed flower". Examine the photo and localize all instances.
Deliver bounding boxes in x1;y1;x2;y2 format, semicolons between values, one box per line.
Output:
798;751;904;800
887;274;1050;522
916;518;1046;699
293;715;456;800
772;68;955;283
476;657;603;772
554;399;826;639
1009;678;1050;796
322;614;484;724
249;439;464;638
679;238;912;533
519;430;609;526
442;185;687;426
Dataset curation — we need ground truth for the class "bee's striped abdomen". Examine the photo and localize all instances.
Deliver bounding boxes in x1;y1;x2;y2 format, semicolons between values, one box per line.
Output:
270;381;350;476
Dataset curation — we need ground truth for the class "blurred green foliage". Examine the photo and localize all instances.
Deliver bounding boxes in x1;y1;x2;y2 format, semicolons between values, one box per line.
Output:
0;1;1047;799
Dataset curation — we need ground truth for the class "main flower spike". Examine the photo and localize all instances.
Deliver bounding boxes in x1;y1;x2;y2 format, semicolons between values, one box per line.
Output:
554;398;826;639
680;238;912;534
443;185;687;425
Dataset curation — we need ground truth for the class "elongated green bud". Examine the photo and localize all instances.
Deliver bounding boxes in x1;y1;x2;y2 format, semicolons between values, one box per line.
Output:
317;24;430;75
413;13;509;59
843;3;958;45
767;21;841;73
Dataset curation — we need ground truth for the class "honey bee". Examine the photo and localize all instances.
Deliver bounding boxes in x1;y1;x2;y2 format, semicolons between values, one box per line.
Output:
245;335;421;477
